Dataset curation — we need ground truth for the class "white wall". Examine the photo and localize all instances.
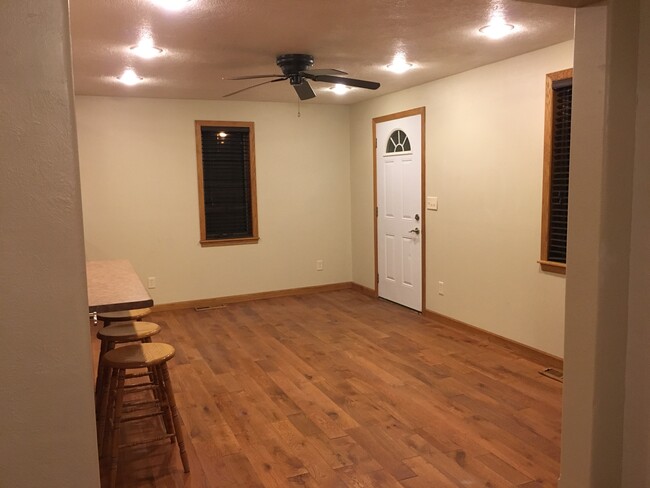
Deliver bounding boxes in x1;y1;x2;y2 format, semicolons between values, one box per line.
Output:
76;97;352;305
0;2;100;487
350;42;573;357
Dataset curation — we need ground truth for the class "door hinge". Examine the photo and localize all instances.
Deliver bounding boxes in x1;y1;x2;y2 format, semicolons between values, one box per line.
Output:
376;207;378;217
375;138;377;149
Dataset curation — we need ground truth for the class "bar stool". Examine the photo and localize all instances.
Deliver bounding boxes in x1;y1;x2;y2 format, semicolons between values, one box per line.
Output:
97;307;152;327
98;343;189;488
94;321;161;410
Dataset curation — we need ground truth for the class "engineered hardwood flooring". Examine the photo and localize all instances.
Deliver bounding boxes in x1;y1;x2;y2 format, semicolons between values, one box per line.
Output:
94;289;562;487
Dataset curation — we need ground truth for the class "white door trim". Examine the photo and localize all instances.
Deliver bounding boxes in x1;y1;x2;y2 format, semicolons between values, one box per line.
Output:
373;107;426;311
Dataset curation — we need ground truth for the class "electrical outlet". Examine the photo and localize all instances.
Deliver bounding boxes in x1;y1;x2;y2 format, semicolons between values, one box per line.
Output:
438;281;444;296
316;260;324;271
147;276;156;289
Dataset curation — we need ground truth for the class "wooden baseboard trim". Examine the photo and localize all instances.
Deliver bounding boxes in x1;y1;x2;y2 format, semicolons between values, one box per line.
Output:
423;309;563;370
152;282;354;312
351;282;377;298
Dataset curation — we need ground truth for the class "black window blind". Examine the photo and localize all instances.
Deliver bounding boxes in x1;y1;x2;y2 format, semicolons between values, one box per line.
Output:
548;80;572;263
200;126;253;239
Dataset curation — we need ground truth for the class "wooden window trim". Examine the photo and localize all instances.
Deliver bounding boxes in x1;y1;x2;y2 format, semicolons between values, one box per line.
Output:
540;69;572;275
195;120;258;247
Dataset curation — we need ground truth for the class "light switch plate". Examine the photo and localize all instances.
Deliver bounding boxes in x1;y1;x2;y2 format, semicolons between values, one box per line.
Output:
427;196;438;210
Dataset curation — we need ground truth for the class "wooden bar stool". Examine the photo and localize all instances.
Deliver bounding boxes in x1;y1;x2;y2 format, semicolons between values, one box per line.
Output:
98;343;189;488
94;321;161;411
97;307;152;327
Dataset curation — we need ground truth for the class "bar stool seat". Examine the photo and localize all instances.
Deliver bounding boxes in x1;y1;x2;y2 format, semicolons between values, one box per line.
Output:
97;321;161;343
99;343;189;488
103;342;175;369
97;307;152;327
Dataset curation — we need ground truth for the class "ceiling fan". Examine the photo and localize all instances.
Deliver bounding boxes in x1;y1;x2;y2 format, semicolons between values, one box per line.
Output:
223;53;380;100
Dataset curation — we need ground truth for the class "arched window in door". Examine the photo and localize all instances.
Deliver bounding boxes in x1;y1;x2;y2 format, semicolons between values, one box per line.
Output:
386;129;411;153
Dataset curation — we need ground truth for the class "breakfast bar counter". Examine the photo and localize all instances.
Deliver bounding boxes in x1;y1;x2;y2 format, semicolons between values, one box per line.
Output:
86;259;153;313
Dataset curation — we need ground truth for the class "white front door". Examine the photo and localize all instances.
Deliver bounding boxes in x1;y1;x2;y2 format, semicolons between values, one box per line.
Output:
376;112;423;311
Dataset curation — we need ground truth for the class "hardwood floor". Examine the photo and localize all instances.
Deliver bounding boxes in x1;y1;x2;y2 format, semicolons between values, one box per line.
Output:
94;290;562;487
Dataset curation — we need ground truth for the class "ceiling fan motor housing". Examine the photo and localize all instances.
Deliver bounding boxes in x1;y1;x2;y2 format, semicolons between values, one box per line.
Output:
276;54;314;84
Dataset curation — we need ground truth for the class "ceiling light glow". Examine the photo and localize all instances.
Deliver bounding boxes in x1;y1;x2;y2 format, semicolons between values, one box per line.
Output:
130;37;163;58
151;0;193;11
386;53;413;74
116;69;143;86
479;15;515;39
330;84;351;95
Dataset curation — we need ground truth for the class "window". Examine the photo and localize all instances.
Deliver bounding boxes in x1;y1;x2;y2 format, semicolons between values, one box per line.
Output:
540;69;573;274
386;129;411;153
195;121;258;246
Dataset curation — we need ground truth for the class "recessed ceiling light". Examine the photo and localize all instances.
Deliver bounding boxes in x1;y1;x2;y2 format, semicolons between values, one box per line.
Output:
479;21;515;39
386;53;413;74
116;69;143;86
130;37;163;59
151;0;193;11
329;84;352;95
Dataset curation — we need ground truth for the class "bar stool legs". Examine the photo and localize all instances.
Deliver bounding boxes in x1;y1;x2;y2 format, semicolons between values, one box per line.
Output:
159;362;189;470
100;343;189;488
108;370;126;488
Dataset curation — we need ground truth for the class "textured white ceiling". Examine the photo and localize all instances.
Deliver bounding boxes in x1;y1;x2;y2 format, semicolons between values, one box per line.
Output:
69;0;575;105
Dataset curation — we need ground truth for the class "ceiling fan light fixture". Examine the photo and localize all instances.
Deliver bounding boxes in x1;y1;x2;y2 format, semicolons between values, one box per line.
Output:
386;54;413;74
330;84;352;95
130;37;163;59
116;68;143;86
150;0;193;11
479;21;515;39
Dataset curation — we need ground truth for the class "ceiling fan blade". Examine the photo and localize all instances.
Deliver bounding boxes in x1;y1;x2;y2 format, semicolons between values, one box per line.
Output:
302;68;348;76
223;78;285;98
305;74;380;90
225;74;284;80
293;80;316;100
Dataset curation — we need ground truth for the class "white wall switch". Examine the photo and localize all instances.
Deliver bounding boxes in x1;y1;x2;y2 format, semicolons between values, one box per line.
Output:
316;260;324;271
438;281;444;295
147;277;156;289
427;196;438;211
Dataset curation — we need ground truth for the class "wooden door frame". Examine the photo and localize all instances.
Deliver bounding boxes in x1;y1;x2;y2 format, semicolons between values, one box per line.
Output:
372;107;426;311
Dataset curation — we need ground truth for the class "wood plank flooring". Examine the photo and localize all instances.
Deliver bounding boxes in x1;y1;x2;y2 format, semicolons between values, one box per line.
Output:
94;290;562;487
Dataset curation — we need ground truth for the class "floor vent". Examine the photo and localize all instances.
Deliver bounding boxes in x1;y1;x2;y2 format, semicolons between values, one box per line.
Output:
194;305;226;312
539;367;563;382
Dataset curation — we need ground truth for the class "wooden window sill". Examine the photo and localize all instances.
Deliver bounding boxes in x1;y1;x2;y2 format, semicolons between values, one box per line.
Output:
538;260;566;275
200;237;260;247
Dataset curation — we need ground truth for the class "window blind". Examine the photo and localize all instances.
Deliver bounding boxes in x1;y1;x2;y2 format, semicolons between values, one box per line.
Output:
548;81;572;263
200;126;253;239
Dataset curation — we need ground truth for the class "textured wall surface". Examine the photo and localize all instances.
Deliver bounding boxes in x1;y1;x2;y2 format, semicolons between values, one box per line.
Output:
0;1;101;487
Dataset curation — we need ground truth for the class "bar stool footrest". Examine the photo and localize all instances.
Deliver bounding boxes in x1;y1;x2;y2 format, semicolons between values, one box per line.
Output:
120;433;175;449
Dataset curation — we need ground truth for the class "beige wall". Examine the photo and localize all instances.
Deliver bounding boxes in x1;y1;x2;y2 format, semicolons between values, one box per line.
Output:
560;5;608;486
76;97;352;305
0;2;100;487
561;1;649;486
623;0;649;484
350;42;573;357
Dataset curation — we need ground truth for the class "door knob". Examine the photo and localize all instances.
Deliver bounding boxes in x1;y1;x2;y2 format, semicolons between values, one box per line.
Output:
409;228;420;235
